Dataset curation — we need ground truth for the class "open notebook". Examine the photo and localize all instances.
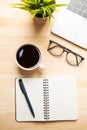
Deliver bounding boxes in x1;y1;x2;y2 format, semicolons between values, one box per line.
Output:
15;77;77;121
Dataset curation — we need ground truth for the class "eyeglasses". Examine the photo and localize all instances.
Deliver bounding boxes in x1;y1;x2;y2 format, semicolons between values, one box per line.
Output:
47;40;84;66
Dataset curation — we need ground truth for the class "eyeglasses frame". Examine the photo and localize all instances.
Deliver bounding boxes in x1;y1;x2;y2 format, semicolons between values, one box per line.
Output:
47;40;85;66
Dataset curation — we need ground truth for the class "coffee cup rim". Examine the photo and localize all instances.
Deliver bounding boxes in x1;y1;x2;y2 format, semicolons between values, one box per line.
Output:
15;43;42;71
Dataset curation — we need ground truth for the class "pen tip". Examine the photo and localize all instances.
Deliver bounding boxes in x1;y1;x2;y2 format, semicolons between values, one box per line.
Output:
33;115;35;118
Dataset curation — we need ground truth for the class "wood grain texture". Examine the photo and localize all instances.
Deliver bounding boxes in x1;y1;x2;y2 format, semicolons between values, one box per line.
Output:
0;0;87;130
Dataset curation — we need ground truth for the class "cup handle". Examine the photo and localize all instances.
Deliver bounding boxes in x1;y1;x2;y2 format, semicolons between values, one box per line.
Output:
39;63;45;69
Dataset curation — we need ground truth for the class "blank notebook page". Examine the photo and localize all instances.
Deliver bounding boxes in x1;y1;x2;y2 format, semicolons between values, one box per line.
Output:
49;77;77;120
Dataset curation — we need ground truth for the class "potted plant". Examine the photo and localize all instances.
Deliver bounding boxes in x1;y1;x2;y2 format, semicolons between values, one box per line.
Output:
11;0;67;21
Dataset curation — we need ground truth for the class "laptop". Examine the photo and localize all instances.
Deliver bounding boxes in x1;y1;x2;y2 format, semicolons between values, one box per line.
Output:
52;0;87;49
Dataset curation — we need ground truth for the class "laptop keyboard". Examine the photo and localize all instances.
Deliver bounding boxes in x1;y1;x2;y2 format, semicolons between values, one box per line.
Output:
67;0;87;18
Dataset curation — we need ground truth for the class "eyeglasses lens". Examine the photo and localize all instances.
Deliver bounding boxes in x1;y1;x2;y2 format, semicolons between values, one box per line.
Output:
66;53;81;66
49;43;63;56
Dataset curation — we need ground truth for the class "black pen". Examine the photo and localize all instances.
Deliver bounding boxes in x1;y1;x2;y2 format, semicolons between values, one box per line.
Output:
18;79;35;118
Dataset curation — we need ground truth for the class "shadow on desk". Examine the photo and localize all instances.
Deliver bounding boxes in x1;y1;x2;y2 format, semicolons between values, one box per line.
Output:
17;67;44;77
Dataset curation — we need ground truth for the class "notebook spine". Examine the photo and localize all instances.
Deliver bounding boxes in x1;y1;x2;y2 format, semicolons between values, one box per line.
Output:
43;79;50;120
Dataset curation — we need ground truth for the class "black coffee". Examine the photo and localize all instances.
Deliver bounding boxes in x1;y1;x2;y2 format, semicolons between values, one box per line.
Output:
16;44;40;68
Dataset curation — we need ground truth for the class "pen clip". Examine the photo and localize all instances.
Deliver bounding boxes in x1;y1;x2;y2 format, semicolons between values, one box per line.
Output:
18;79;26;94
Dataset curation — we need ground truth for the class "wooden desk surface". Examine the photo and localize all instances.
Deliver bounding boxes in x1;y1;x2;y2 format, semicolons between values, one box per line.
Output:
0;0;87;130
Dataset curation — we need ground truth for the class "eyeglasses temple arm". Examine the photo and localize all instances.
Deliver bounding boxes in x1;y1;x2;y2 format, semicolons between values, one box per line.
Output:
47;45;58;51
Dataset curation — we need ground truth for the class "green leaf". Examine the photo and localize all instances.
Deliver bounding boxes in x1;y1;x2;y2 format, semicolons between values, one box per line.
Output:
11;4;30;11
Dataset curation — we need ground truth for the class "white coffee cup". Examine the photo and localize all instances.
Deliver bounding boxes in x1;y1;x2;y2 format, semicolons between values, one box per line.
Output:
15;44;45;71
